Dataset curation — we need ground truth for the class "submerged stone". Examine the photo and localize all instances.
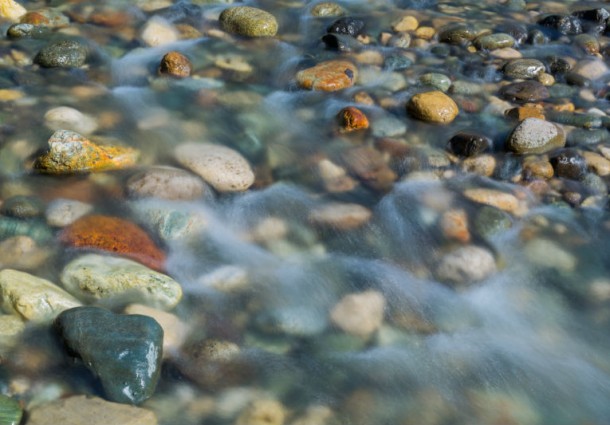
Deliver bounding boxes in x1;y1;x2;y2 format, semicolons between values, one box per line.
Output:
0;217;53;243
310;2;344;17
55;307;163;405
0;395;21;425
500;80;549;103
327;17;365;37
0;0;26;22
296;60;358;91
407;91;459;124
435;245;497;285
219;6;278;37
34;40;88;68
474;33;515;50
158;51;192;78
506;118;566;154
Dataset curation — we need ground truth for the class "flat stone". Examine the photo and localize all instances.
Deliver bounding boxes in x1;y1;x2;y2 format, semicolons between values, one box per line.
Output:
60;254;182;310
45;198;93;227
0;0;26;22
140;17;179;46
474;33;515;50
55;306;163;404
419;73;451;92
174;142;255;192
507;118;566;154
26;395;157;425
310;2;344;17
0;236;50;270
330;290;385;337
503;59;545;79
219;6;277;37
0;269;81;322
463;188;522;214
44;106;98;135
392;15;418;32
34;130;139;174
435;245;497;285
407;91;459;124
126;166;209;200
34;40;87;68
500;81;549;103
296;60;358;91
438;23;476;44
308;202;372;230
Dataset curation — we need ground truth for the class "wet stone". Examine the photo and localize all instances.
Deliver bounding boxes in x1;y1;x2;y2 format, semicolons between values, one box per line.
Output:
140;17;178;46
158;51;192;78
503;59;545;79
330;290;386;338
407;91;459;124
474;206;513;239
474;33;515;50
44;106;98;135
7;23;50;39
447;132;491;157
296;60;358;92
236;399;286;425
1;195;44;218
383;55;412;71
507;118;566;154
45;198;92;227
537;15;583;36
572;8;610;25
308;202;372;230
0;0;26;22
463;188;521;214
0;217;53;243
495;22;527;44
435;245;497;286
438;23;476;45
322;33;361;53
327;17;365;38
0;236;50;271
55;306;163;405
419;73;451;92
500;81;549;103
219;6;278;37
551;149;586;180
126;166;209;201
337;106;369;132
0;395;21;425
310;2;344;17
34;40;88;68
548;56;571;75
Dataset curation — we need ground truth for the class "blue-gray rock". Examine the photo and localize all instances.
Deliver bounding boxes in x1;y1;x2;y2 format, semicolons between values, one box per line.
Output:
55;306;163;405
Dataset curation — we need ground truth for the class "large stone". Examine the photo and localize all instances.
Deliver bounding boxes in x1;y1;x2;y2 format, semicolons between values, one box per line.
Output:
0;269;81;322
34;130;139;174
506;118;566;154
34;40;88;68
174;142;255;192
407;91;459;124
296;60;358;91
60;254;182;310
126;166;209;200
435;245;497;285
0;0;26;22
59;215;166;271
26;395;157;425
219;6;278;37
55;307;163;405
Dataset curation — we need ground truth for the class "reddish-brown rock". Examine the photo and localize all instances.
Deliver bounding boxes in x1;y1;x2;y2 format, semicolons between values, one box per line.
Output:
296;60;358;91
59;215;165;271
158;51;192;78
337;106;369;132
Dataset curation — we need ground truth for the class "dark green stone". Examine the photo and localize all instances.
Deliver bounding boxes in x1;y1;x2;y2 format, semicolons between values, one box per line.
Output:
1;195;44;219
34;40;88;68
55;306;163;405
0;395;22;425
6;23;51;39
0;217;53;243
474;206;513;239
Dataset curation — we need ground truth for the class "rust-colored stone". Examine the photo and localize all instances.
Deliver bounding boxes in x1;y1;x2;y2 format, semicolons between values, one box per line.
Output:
89;10;132;27
20;12;49;25
59;215;165;271
337;106;369;132
296;60;358;91
158;51;192;78
440;209;470;243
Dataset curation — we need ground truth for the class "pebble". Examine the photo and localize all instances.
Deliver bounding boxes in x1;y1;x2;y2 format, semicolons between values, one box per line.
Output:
392;15;418;32
174;142;255;192
447;131;491;157
330;290;386;337
45;198;93;227
296;60;358;92
474;206;513;239
506;105;545;121
523;238;576;272
571;59;608;80
327;17;366;38
34;40;87;68
537;14;582;36
128;200;208;242
462;154;497;177
219;6;278;37
370;113;407;137
158;51;192;78
126;166;209;200
419;73;452;92
503;59;545;79
440;208;470;243
197;265;249;293
26;395;158;425
236;399;286;425
500;80;549;103
0;0;26;22
582;151;610;176
0;394;21;425
407;91;459;124
60;254;182;310
506;118;566;154
1;195;43;218
435;245;497;286
463;188;522;214
310;2;344;17
55;306;163;405
140;17;179;47
438;23;477;44
0;236;49;270
523;156;554;179
44;106;98;135
7;23;50;38
0;217;53;243
308;202;372;230
0;269;81;322
34;130;139;174
337;106;369;132
474;33;515;50
550;149;586;180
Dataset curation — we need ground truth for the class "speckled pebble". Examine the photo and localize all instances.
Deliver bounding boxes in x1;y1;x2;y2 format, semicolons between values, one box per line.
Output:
507;118;566;154
219;6;278;37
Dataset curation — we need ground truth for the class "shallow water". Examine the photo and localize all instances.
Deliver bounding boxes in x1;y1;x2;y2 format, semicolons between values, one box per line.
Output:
2;0;610;424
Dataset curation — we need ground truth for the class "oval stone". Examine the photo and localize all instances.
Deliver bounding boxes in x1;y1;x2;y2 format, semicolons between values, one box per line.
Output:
407;91;459;124
34;40;88;68
474;33;516;50
296;60;358;91
503;59;545;79
219;6;278;37
506;118;566;154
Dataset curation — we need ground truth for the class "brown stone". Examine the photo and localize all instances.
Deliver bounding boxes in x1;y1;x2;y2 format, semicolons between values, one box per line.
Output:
89;10;132;27
296;60;358;91
507;105;545;121
59;215;166;271
463;188;523;215
337;106;369;132
523;156;554;179
341;146;397;191
440;209;470;243
583;151;610;176
20;11;49;25
159;51;192;78
407;91;459;124
309;202;372;230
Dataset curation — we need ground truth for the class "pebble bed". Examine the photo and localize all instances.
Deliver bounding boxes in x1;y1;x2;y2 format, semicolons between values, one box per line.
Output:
0;0;610;424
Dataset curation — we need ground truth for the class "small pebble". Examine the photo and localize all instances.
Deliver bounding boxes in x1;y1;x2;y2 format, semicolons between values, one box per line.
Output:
219;6;278;37
126;166;209;200
407;91;459;124
140;17;179;46
435;245;497;286
337;106;369;132
330;290;386;337
44;106;98;135
158;51;192;78
296;60;358;91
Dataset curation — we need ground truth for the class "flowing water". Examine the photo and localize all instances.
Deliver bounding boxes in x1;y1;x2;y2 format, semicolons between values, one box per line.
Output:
2;0;610;424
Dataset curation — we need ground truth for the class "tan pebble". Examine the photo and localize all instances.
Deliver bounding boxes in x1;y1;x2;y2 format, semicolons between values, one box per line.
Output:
140;17;179;47
410;38;429;49
490;48;522;59
330;290;386;337
392;15;418;32
463;188;523;214
415;26;435;40
309;202;372;230
379;32;392;45
583;151;610;176
214;54;253;74
599;145;610;161
462;154;496;177
440;209;470;243
236;399;285;425
0;0;26;22
523;156;554;179
0;89;23;101
407;91;459;124
353;91;375;105
350;50;383;65
248;216;288;243
317;158;358;193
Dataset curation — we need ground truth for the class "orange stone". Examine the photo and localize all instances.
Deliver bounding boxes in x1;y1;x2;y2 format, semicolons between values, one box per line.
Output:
440;209;470;243
506;105;545;121
20;12;50;25
89;10;132;27
296;60;358;91
59;215;165;271
158;51;192;78
337;106;369;132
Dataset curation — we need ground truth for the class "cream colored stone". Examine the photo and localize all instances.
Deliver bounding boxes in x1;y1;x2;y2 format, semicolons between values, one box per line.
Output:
309;202;372;230
330;290;385;337
235;399;286;425
140;17;179;47
0;0;26;22
463;188;524;215
392;15;418;32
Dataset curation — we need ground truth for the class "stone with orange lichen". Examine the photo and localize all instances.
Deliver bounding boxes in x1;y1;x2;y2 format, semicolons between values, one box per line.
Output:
158;51;192;78
338;106;369;132
34;130;139;174
296;60;358;91
59;215;166;271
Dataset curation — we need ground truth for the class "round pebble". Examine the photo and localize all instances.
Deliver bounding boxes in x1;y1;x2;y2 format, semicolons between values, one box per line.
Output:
158;51;192;78
126;166;209;200
44;106;99;135
506;118;566;154
503;59;545;79
435;245;497;285
219;6;278;37
407;91;459;124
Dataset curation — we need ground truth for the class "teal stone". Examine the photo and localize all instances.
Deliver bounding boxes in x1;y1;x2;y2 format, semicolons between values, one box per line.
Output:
0;395;22;425
0;217;53;243
419;73;452;92
55;306;163;405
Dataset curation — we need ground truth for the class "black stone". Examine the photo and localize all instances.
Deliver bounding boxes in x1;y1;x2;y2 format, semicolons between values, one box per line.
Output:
494;22;528;44
537;15;583;36
572;8;610;25
547;56;571;75
327;17;365;38
55;306;163;405
321;33;361;52
447;132;491;157
551;149;587;180
34;40;88;68
527;29;548;45
500;80;549;103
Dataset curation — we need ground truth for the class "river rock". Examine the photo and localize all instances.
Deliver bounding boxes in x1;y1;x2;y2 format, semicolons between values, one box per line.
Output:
174;142;255;192
7;23;50;38
419;73;451;92
327;17;365;37
60;214;166;271
538;14;582;35
463;188;522;214
55;307;163;405
438;23;476;44
474;33;515;50
503;59;545;79
310;2;344;17
26;395;157;425
0;217;53;243
337;106;369;132
219;6;277;37
506;118;566;154
158;51;192;78
34;130;139;174
44;106;98;135
447;132;491;157
523;238;576;272
0;236;50;270
60;254;182;310
500;81;549;102
435;245;497;285
1;195;43;218
330;290;385;337
0;269;81;322
571;59;608;80
551;149;586;180
0;395;21;425
296;60;358;91
236;399;286;425
126;166;209;200
308;202;372;230
407;91;459;124
0;0;26;21
140;17;179;46
45;198;93;227
34;40;87;68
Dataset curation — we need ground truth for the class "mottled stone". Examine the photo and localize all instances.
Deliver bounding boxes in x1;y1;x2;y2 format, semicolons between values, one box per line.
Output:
126;166;208;200
7;23;50;38
308;202;372;230
1;195;43;218
44;106;98;135
45;198;92;227
60;254;182;310
500;81;549;103
438;23;476;44
26;396;157;425
34;40;87;68
463;188;522;214
419;73;451;92
34;130;139;174
474;33;515;50
219;6;277;37
337;106;369;132
0;269;81;322
440;209;470;242
60;214;165;271
174;142;254;192
507;118;566;154
435;245;497;285
0;217;52;243
296;60;358;92
503;59;545;79
407;91;459;124
0;0;26;22
330;290;385;337
158;51;192;78
55;307;163;405
310;2;344;17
